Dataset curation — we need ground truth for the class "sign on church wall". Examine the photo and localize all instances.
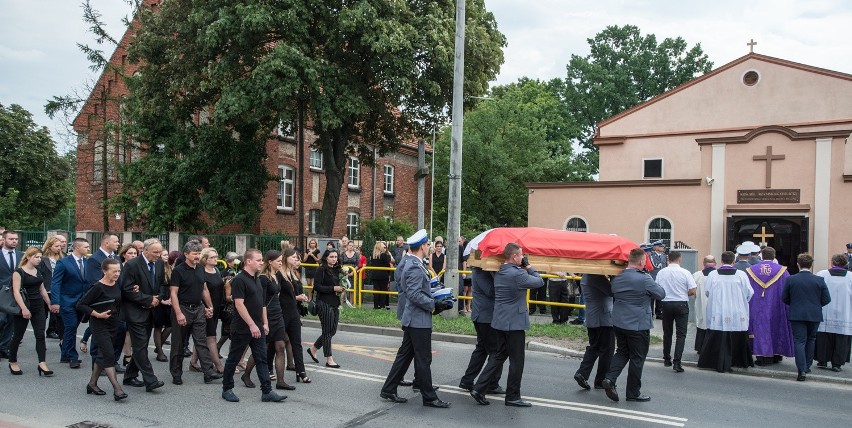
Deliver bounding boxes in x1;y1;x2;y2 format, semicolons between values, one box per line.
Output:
737;189;800;204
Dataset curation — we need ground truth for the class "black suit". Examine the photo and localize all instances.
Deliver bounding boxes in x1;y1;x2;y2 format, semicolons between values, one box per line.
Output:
120;255;165;385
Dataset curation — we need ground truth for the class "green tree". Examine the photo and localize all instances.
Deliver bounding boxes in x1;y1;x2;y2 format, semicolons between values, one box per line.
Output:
0;103;72;229
432;78;592;236
123;0;506;233
561;24;713;172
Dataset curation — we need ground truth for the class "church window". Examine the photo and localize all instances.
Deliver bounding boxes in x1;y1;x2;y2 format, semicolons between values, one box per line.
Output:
648;217;672;248
743;70;760;86
643;158;663;179
565;217;588;232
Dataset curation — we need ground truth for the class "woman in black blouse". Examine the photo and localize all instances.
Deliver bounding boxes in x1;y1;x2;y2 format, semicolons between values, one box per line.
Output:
241;250;295;390
368;242;393;310
302;239;320;289
307;249;343;368
9;247;53;376
279;248;311;383
430;240;445;282
190;248;225;373
77;258;127;401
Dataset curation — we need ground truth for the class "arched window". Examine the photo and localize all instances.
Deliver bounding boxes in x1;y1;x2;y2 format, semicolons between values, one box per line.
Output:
648;217;672;248
565;217;588;232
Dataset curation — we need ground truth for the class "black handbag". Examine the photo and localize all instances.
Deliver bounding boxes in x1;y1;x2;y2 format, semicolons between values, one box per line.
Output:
307;296;319;316
0;285;23;315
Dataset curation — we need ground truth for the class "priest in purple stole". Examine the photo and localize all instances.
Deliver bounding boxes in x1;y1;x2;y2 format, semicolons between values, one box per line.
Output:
746;247;794;365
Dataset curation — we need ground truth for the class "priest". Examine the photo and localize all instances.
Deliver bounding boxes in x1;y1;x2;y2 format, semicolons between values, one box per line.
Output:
746;246;794;365
815;254;852;372
698;251;754;372
692;255;716;353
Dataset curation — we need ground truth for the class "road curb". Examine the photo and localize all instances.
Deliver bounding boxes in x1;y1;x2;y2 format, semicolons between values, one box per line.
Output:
302;320;478;345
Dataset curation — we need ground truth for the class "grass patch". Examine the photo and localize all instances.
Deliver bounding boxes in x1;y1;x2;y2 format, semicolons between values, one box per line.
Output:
307;307;588;341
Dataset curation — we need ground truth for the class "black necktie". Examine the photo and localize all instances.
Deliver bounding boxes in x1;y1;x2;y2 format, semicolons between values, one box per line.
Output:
149;261;156;287
6;251;13;270
78;257;85;278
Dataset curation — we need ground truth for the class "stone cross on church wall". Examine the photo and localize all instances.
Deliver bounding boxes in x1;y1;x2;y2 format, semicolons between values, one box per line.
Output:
753;146;785;188
747;39;757;53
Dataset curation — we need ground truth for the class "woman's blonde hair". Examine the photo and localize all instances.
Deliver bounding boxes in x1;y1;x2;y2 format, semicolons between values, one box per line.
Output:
281;248;300;281
19;246;42;268
372;241;386;259
200;247;218;266
41;237;63;259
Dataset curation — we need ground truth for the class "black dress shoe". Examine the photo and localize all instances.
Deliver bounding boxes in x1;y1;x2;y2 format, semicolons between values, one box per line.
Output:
222;389;239;402
172;377;183;385
470;390;490;405
69;360;81;369
574;373;591;390
663;359;672;367
155;355;168;362
86;384;106;395
626;395;651;402
486;386;506;395
398;379;414;387
796;374;806;381
830;366;842;372
123;378;145;387
569;318;584;325
423;398;451;408
276;382;296;391
60;359;70;363
261;391;286;402
47;332;60;339
458;383;473;391
505;399;532;407
114;392;128;401
380;392;408;403
673;363;684;373
204;373;223;383
601;379;619;402
145;380;165;392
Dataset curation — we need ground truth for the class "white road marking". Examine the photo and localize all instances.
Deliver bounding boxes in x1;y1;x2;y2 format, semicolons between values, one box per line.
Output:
306;366;688;427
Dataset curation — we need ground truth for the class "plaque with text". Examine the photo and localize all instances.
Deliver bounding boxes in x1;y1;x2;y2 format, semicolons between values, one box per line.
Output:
737;189;800;204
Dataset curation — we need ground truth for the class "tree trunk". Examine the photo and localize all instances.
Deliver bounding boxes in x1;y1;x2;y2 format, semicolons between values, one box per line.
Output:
318;130;349;237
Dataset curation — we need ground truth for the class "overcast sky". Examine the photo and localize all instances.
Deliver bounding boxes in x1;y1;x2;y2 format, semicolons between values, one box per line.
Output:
1;0;850;148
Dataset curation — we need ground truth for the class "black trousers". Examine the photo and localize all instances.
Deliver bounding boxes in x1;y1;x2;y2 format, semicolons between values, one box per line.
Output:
529;287;547;314
605;327;650;399
460;322;502;389
661;301;689;363
283;315;305;373
314;302;339;357
45;299;64;336
223;332;271;393
576;326;614;386
9;299;47;363
548;280;571;322
170;305;215;378
381;327;438;402
124;319;158;384
475;329;525;401
373;278;390;309
790;320;820;375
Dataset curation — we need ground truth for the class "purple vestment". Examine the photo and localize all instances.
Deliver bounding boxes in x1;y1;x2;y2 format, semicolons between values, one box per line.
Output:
746;261;794;357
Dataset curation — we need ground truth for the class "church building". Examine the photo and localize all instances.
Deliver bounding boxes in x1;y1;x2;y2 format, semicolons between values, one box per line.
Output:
527;52;852;271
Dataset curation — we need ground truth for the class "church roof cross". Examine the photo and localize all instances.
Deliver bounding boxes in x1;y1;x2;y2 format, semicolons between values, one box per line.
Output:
753;145;785;188
747;39;757;53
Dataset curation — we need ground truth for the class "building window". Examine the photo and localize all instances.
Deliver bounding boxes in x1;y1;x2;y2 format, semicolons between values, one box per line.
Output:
346;212;359;238
277;165;295;210
277;120;295;139
383;164;394;194
309;148;323;170
648;217;672;248
564;217;588;232
93;141;117;183
643;158;663;179
348;156;360;188
308;209;322;234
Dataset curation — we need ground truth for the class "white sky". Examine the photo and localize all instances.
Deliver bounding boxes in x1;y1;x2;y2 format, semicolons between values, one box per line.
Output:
1;0;850;149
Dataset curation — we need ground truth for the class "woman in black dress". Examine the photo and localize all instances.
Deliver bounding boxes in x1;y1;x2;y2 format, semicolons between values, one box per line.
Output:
190;248;225;373
302;239;320;289
77;258;127;401
308;249;343;368
241;250;294;390
279;248;311;383
368;241;393;310
9;247;53;376
430;240;445;282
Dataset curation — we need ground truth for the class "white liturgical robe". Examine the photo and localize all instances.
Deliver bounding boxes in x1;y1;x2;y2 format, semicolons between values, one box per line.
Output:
693;270;709;330
816;269;852;336
705;267;754;332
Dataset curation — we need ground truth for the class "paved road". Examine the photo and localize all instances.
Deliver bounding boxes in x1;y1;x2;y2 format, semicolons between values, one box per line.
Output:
0;326;850;427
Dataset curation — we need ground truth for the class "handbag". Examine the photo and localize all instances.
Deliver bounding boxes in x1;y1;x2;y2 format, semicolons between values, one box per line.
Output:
307;295;319;316
0;285;23;315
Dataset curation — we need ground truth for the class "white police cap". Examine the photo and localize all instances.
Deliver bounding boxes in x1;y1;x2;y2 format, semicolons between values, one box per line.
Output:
406;229;429;247
736;245;751;255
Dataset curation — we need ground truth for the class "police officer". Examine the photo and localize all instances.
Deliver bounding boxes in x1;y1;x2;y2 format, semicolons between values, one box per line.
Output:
380;230;452;408
648;240;668;319
846;243;852;271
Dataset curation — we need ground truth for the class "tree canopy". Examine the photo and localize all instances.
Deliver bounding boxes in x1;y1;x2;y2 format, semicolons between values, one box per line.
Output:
0;103;72;229
561;24;713;172
431;78;593;236
121;0;506;233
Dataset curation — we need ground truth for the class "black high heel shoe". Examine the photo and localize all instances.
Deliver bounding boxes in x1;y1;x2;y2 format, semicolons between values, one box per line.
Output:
296;372;312;384
114;391;128;401
8;364;22;375
307;348;319;363
86;384;106;395
38;366;54;377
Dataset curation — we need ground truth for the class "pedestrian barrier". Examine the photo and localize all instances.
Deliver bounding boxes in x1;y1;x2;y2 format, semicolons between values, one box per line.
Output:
353;266;587;311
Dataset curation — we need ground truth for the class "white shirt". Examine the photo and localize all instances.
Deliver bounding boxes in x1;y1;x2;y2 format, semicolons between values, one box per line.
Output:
816;269;852;335
704;266;753;331
655;262;697;301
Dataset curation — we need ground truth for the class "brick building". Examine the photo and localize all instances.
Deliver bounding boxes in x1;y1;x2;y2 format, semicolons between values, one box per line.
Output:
72;0;431;239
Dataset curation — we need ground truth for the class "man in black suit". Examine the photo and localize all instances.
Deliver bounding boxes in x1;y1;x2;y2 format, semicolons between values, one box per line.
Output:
459;267;505;394
120;238;165;391
602;248;666;403
782;253;832;381
0;230;24;358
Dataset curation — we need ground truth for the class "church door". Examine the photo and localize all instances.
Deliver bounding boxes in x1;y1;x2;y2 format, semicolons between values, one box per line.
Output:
726;216;808;273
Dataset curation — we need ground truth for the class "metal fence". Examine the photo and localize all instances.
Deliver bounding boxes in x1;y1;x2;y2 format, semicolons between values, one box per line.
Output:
131;232;170;250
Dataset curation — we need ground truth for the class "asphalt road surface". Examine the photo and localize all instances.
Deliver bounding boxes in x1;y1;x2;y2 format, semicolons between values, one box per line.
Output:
0;326;849;427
